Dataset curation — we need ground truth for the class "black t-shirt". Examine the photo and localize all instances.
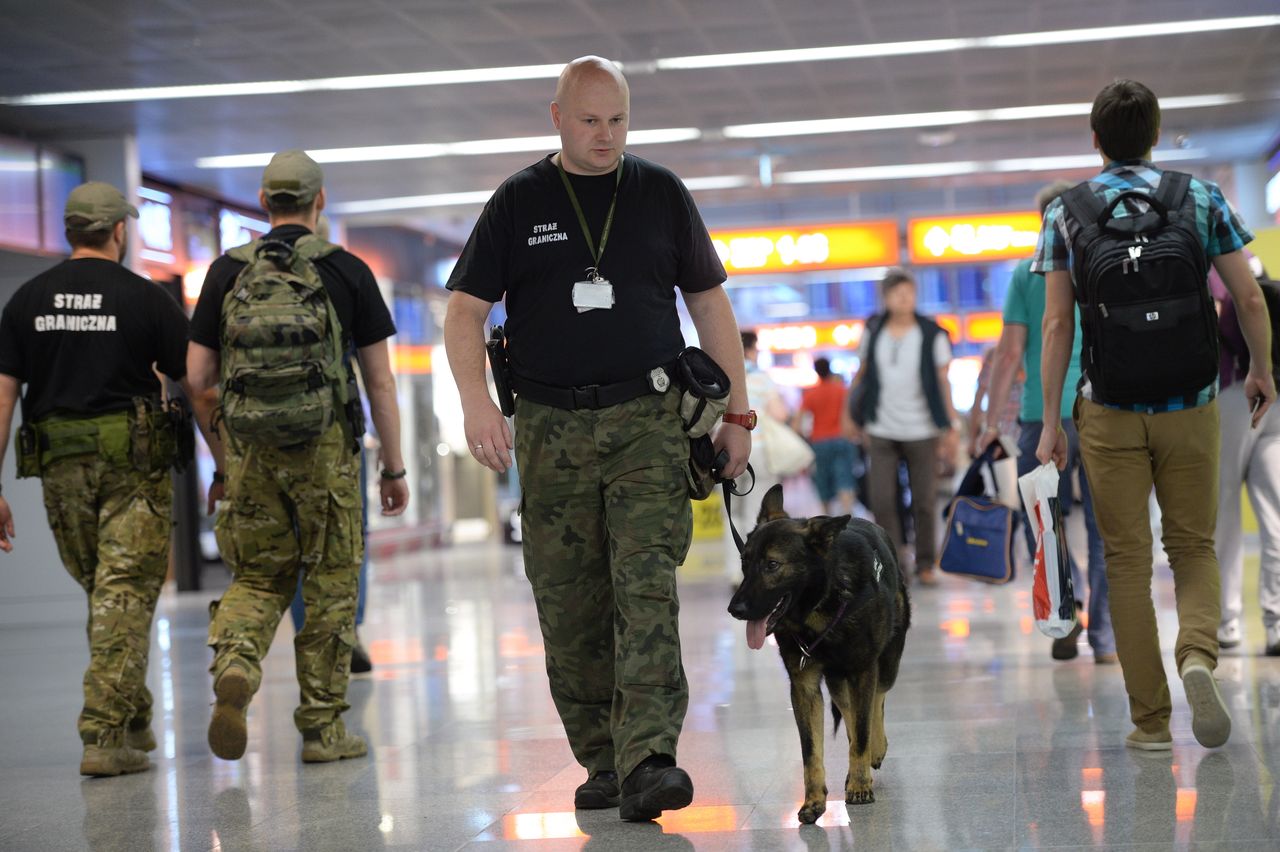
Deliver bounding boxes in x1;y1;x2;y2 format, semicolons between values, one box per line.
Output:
0;258;190;421
447;153;727;387
190;224;396;355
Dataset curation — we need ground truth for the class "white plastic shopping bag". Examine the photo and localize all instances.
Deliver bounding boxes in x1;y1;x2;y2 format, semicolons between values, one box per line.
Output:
1017;463;1078;639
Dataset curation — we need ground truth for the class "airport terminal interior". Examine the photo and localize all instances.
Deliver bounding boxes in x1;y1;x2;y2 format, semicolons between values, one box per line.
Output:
1;1;1279;850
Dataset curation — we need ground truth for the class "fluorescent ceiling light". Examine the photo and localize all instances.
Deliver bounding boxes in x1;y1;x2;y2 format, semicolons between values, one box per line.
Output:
777;149;1208;185
726;95;1242;139
682;175;752;191
196;127;700;169
4;16;1275;106
331;191;496;215
657;16;1280;69
0;64;565;106
328;148;1210;215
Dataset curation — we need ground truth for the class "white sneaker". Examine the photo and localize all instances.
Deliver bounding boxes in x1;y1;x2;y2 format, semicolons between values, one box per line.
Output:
1217;619;1242;649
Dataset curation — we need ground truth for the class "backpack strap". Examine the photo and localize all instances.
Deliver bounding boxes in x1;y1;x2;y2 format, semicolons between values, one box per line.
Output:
226;239;260;264
1060;183;1105;232
293;234;341;262
1153;170;1192;220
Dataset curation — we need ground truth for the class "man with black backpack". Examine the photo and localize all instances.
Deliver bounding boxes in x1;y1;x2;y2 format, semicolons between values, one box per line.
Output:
187;150;409;764
1035;80;1275;753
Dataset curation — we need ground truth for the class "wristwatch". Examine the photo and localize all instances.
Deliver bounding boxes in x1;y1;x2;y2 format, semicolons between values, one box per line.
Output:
723;410;758;431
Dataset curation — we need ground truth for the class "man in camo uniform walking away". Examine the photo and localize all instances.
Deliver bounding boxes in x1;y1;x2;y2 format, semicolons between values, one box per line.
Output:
0;182;191;776
187;150;408;764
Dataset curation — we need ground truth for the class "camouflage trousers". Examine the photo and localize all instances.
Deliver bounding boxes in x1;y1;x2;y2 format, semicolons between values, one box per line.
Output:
209;424;362;736
515;390;694;781
41;456;172;747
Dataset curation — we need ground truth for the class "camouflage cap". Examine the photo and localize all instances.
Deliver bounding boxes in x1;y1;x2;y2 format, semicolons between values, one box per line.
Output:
63;182;139;231
261;149;323;204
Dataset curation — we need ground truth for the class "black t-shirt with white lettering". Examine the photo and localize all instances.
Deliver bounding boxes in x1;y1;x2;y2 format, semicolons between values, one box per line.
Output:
189;224;396;355
0;258;190;421
447;153;727;387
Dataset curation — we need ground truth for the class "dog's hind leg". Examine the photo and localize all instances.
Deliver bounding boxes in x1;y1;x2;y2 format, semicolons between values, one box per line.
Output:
870;691;888;769
829;670;878;805
789;664;827;824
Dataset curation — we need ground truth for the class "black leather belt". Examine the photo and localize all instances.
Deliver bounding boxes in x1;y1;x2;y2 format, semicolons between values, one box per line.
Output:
515;363;674;411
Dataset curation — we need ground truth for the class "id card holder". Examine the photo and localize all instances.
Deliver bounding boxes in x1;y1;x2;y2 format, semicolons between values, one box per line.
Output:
572;279;614;313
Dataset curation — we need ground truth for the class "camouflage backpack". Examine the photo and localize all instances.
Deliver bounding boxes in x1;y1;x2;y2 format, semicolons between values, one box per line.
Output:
219;236;349;448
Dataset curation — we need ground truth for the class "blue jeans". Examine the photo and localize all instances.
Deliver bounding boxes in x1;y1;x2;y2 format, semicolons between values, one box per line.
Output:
291;449;369;630
1017;419;1113;655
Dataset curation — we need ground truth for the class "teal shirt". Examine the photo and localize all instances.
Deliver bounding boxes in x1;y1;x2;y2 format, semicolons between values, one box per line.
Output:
1002;258;1082;421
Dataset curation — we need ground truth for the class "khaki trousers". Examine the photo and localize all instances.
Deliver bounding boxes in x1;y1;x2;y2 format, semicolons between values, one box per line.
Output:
1074;397;1221;734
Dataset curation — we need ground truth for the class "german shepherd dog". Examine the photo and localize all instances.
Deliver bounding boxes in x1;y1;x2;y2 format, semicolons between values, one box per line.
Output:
727;484;911;824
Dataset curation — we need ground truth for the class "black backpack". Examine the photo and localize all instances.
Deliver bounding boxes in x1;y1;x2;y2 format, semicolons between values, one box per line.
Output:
1061;171;1218;405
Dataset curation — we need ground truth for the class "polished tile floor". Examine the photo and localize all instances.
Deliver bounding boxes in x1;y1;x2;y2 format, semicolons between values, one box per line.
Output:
1;535;1278;851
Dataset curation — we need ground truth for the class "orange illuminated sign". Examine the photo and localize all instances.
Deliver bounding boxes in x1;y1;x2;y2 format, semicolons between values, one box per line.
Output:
710;221;900;274
964;312;1004;344
392;344;433;375
908;211;1043;264
755;321;866;352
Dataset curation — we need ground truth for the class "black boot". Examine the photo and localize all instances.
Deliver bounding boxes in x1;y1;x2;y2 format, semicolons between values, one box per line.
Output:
574;770;620;809
619;755;693;822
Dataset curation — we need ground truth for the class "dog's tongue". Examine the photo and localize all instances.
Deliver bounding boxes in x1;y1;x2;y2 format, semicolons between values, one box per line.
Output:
746;618;767;650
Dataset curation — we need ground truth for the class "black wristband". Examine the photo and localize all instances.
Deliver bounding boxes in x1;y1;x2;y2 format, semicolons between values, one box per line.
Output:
380;468;407;480
212;470;226;484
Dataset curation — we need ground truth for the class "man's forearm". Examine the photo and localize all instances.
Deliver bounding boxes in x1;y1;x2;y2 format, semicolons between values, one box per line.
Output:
1040;319;1073;426
0;376;16;480
685;288;749;413
1235;291;1273;378
367;383;404;472
442;303;496;410
984;335;1022;430
184;383;225;471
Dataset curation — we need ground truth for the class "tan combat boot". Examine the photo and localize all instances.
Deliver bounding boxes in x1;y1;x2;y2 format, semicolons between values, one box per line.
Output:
126;724;157;752
208;663;252;760
301;721;368;764
80;743;150;777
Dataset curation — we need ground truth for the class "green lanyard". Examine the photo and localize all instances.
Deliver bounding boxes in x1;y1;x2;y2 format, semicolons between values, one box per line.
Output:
556;154;623;280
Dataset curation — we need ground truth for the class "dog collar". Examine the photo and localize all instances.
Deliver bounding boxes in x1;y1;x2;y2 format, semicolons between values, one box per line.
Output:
797;598;851;665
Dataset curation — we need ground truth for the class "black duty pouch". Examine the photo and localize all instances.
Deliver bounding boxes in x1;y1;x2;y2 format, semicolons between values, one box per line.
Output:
16;423;40;478
675;347;730;438
487;325;516;417
167;398;196;473
687;435;726;501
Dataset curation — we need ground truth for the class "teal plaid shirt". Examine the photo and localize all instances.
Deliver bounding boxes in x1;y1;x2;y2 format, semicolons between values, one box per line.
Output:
1031;159;1254;412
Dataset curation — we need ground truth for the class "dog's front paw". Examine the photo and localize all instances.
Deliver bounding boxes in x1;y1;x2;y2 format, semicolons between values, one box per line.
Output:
846;787;875;805
797;799;826;824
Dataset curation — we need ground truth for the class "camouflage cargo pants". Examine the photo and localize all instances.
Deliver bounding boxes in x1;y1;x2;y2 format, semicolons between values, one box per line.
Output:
208;424;362;736
515;390;694;781
41;456;172;747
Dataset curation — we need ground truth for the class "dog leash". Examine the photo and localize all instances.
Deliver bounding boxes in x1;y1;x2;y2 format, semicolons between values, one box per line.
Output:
719;463;755;553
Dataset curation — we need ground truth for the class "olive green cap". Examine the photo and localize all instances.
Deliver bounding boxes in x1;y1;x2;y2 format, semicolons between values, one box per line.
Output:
63;182;139;231
261;149;323;203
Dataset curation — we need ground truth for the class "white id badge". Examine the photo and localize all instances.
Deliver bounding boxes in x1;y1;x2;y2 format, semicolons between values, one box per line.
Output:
572;279;614;313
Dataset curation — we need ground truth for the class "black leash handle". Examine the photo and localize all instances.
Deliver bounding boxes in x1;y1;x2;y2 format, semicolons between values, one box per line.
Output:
716;459;755;553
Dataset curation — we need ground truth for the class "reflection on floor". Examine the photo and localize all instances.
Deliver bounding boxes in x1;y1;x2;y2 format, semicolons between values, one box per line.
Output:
1;539;1277;851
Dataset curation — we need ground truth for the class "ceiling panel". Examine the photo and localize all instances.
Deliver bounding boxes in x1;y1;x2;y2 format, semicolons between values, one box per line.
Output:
0;0;1276;230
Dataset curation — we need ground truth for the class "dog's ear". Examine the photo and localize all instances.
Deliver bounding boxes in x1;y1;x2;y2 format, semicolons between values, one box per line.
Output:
804;515;849;553
757;484;788;525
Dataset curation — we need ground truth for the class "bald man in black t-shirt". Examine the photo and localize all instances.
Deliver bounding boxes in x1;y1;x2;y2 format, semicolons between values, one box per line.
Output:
444;56;752;821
